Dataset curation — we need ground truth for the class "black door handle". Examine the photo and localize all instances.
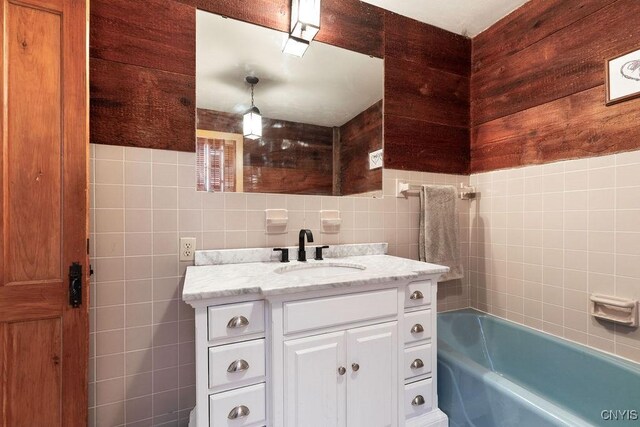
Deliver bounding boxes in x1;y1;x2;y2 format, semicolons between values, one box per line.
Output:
69;262;82;308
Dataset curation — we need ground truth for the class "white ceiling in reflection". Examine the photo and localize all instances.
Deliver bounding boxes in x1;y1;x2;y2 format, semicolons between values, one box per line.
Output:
196;11;383;128
361;0;530;37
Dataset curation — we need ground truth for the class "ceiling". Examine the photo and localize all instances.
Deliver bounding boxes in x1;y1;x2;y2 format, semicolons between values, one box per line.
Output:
196;11;383;128
361;0;530;37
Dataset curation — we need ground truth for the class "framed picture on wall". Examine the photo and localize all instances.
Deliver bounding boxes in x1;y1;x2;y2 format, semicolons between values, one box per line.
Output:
606;47;640;105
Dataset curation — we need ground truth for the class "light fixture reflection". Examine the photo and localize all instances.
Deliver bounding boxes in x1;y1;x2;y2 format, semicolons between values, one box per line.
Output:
282;35;309;57
243;76;262;140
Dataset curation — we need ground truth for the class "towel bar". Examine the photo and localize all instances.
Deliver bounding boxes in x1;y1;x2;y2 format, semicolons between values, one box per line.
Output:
396;179;477;200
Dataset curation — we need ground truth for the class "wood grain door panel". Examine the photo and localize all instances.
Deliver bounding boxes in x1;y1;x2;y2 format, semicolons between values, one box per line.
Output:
0;0;88;425
2;319;63;427
6;3;63;285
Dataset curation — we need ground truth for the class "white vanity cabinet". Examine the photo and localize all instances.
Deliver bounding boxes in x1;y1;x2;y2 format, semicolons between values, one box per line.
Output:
190;278;447;427
284;322;397;427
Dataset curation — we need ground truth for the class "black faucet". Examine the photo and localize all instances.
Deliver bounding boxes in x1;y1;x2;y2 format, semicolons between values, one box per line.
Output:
297;229;314;261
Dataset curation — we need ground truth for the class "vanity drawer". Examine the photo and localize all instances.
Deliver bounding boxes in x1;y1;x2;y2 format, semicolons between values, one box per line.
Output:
209;339;266;391
404;280;432;308
404;343;432;380
208;301;265;342
403;309;431;345
283;289;397;335
404;378;433;419
209;383;266;427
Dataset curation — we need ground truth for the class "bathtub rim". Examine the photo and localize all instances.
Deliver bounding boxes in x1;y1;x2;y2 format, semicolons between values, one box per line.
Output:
437;343;591;427
438;308;640;374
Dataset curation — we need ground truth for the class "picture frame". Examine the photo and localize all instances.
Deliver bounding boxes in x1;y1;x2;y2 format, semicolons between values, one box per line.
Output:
605;47;640;105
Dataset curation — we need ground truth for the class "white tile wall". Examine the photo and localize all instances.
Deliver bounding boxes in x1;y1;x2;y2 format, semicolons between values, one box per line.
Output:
89;144;470;426
469;151;640;364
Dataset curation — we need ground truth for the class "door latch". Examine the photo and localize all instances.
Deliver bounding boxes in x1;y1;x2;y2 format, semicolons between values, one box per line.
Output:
69;262;82;308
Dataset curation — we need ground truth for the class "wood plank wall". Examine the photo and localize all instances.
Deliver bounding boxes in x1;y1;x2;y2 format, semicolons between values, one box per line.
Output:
90;0;196;152
384;13;471;174
471;0;640;173
197;109;334;195
89;0;471;174
339;100;383;195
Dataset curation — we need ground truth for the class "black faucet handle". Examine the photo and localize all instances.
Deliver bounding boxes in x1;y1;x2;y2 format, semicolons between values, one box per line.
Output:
273;248;289;263
315;246;329;260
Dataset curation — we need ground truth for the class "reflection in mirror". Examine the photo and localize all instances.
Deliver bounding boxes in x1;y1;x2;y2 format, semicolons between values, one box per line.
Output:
196;10;384;196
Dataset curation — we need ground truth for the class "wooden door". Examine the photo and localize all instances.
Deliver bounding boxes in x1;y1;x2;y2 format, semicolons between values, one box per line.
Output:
346;322;398;427
283;331;347;427
0;0;88;425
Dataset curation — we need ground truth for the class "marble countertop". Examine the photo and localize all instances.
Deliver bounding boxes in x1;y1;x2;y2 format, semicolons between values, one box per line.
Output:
182;253;449;302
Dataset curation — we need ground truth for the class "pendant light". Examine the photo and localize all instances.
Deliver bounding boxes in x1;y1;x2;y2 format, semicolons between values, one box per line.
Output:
243;76;262;140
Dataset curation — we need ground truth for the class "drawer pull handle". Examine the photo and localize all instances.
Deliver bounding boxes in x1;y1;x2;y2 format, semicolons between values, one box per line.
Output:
351;363;360;372
227;315;249;329
227;359;250;373
410;358;424;369
411;324;424;334
228;405;250;419
338;366;346;375
410;290;424;300
412;395;425;406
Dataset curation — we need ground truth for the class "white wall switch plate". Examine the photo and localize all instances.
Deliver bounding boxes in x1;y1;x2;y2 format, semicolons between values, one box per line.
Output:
369;149;383;170
180;237;197;261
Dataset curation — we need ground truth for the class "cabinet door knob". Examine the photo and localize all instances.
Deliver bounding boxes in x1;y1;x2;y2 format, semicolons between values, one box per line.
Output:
410;358;424;369
226;315;249;329
409;290;424;300
338;366;346;375
411;323;424;334
411;395;425;406
227;359;250;373
227;405;250;419
351;363;360;372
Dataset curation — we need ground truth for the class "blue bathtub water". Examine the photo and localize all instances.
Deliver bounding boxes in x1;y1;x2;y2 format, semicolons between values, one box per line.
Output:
437;309;640;427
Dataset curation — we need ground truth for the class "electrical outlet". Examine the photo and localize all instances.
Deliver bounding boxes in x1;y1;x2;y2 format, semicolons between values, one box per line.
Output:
180;237;197;262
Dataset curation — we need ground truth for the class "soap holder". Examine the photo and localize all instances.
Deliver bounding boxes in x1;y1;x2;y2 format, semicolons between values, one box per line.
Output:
320;210;341;234
590;294;638;327
265;209;288;234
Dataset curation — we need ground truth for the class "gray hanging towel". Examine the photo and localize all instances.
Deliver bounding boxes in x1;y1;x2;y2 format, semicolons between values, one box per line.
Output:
419;185;463;281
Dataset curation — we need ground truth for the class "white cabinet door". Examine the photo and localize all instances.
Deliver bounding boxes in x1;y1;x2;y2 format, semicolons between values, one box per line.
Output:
346;322;398;427
284;331;346;427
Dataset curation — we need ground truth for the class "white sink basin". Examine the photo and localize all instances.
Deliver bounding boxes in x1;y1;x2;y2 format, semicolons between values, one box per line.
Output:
275;263;366;278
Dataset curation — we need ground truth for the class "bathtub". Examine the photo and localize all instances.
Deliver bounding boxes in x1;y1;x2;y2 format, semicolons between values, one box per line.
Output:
437;309;640;427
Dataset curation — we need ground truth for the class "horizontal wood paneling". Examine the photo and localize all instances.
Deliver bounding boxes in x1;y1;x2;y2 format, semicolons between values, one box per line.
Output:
318;0;384;58
472;0;640;125
90;0;195;75
385;59;469;128
472;0;616;72
90;59;195;152
197;108;334;194
197;109;241;134
243;166;333;195
471;85;640;172
196;0;289;33
384;12;470;173
384;12;470;76
89;0;195;152
197;0;384;57
471;0;640;172
385;114;469;174
340;101;383;195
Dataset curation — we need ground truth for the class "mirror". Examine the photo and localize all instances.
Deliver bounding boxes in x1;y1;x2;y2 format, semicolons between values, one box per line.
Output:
196;10;384;196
